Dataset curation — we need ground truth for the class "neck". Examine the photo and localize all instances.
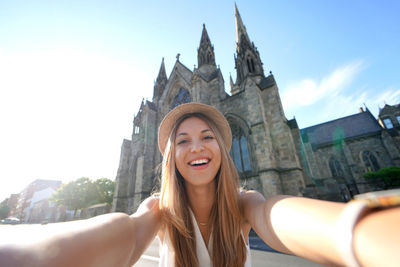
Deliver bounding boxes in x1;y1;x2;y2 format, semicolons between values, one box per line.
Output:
185;181;216;224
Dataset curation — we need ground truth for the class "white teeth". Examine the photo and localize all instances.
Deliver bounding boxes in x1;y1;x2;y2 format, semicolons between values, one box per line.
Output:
190;159;209;165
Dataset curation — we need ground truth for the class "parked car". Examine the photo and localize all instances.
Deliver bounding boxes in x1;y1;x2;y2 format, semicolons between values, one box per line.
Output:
1;217;20;225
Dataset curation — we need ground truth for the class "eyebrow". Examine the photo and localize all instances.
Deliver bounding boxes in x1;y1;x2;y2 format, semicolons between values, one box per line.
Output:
176;129;212;137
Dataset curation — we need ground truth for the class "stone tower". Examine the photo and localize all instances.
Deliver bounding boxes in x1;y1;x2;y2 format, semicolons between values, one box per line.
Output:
112;5;308;213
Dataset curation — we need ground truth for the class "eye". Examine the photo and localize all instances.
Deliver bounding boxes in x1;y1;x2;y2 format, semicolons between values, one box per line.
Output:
204;135;214;140
177;139;188;145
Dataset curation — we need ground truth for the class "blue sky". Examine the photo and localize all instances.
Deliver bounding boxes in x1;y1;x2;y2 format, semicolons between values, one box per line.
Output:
0;0;399;200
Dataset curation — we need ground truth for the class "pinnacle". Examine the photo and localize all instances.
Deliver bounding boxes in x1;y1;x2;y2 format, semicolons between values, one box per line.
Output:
156;57;167;82
200;24;211;47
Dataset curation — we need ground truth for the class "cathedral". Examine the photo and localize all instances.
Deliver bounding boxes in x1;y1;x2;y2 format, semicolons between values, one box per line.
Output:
112;6;400;213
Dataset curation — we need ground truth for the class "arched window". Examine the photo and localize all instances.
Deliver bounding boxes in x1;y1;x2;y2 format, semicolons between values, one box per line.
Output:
362;151;380;172
229;124;252;175
246;55;255;73
171;88;191;109
329;157;344;177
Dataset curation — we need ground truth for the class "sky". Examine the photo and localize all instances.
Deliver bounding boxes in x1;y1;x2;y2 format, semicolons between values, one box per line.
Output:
0;0;399;201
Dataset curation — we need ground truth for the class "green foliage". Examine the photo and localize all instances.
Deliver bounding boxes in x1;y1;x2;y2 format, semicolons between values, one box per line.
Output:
51;177;115;212
93;178;115;205
0;199;10;219
363;166;400;189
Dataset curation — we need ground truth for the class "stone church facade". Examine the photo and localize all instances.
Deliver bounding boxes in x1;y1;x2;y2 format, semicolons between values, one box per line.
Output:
112;6;400;213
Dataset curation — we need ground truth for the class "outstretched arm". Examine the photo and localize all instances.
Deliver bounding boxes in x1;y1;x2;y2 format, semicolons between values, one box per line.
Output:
241;191;400;267
0;196;161;267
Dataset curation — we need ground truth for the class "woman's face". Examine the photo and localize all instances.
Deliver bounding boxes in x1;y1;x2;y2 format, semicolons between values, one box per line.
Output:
174;116;222;187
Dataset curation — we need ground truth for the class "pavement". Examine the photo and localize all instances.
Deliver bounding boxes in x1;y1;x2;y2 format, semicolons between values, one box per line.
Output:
133;238;324;267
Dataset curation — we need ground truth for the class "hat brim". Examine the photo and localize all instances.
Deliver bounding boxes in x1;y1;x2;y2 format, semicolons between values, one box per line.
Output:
158;103;232;155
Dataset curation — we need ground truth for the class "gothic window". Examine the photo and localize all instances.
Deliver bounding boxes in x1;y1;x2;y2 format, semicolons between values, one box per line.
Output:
383;118;393;129
171;88;191;109
246;59;250;73
362;151;380;172
229;124;252;175
329;157;344;177
246;57;254;73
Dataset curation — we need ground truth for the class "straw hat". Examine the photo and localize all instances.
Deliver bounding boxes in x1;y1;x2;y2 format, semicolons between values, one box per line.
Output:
158;103;232;155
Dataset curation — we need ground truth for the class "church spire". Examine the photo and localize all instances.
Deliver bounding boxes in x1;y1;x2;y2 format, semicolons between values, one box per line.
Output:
234;3;264;85
153;58;167;101
235;3;251;51
197;24;216;67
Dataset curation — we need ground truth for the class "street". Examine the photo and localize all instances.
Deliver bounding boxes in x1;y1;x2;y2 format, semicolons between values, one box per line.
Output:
134;238;324;267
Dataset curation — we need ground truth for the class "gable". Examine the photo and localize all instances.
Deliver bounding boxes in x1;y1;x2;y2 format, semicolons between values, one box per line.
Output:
159;61;193;114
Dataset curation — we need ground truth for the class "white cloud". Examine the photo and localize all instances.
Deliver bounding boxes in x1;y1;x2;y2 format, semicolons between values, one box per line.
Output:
322;86;400;118
280;60;400;128
372;88;400;107
282;60;364;111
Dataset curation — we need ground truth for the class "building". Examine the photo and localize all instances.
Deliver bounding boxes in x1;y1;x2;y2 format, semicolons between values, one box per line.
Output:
112;6;400;213
25;187;57;223
5;193;19;217
378;103;400;147
300;106;400;201
14;179;61;221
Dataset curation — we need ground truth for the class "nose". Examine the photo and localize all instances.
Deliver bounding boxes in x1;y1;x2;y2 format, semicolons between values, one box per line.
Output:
190;139;204;153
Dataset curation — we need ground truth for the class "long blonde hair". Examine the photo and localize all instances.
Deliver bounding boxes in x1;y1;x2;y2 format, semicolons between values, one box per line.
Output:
159;113;247;267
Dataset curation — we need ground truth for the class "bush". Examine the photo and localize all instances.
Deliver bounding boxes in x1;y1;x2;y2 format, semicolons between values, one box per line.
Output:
363;166;400;189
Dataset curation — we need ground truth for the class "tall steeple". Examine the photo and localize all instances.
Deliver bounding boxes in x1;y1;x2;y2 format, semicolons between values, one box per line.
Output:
234;3;264;85
153;58;167;102
197;24;216;67
235;3;251;52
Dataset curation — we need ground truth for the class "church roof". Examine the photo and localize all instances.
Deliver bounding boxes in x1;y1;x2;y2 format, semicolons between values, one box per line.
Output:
300;111;382;147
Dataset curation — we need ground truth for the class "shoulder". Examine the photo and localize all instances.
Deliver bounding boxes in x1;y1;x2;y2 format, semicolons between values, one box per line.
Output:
134;195;160;217
131;195;161;225
239;190;266;223
239;190;266;208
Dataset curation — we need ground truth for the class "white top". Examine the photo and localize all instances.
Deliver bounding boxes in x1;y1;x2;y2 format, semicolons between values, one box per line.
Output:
158;210;251;267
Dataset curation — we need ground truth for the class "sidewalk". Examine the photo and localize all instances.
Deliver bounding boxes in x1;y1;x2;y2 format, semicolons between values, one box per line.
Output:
134;238;324;267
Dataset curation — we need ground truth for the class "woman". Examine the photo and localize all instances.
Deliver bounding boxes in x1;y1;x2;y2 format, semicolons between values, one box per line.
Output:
1;103;399;267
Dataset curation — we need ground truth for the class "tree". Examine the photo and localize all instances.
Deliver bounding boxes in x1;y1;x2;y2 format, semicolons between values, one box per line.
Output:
51;177;96;215
363;166;400;189
0;199;10;219
93;178;115;205
51;177;115;215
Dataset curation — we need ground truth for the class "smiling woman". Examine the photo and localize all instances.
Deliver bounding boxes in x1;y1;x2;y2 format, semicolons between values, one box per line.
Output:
1;103;400;267
158;109;246;267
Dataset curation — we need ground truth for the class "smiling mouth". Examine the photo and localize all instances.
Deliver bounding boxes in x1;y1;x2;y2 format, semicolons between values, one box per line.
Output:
189;159;210;166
